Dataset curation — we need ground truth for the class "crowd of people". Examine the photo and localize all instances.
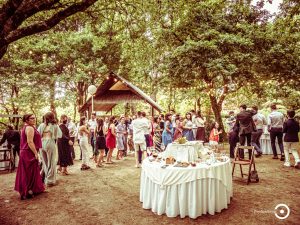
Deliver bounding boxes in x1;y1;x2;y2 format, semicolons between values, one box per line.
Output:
227;103;300;169
1;102;298;200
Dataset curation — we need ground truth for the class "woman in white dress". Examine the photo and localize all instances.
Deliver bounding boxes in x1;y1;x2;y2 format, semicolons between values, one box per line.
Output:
79;117;90;170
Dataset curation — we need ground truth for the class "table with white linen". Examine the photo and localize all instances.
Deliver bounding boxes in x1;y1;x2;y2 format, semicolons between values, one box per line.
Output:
140;158;233;219
164;141;204;162
260;133;280;155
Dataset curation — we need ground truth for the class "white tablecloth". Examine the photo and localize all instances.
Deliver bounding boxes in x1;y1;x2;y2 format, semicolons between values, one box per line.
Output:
260;133;280;155
163;141;203;162
140;158;233;218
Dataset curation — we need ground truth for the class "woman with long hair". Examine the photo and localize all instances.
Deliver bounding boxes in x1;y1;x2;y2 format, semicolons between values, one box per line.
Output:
79;117;90;170
116;117;126;160
161;113;173;148
15;114;45;199
37;112;62;186
57;114;73;175
152;116;162;152
182;112;194;141
105;116;116;164
94;118;106;167
195;110;206;141
209;122;223;150
173;116;184;141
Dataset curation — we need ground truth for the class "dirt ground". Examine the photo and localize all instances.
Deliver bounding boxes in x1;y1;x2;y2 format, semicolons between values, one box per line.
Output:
0;144;299;225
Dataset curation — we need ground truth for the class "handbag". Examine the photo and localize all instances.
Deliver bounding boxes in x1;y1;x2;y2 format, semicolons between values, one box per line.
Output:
250;170;259;182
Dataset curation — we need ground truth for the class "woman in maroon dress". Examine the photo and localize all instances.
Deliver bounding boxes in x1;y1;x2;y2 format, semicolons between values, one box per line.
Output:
15;114;45;200
105;116;116;164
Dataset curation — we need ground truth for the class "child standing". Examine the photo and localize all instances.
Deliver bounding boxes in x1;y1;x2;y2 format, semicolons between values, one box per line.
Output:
209;122;223;150
283;110;300;168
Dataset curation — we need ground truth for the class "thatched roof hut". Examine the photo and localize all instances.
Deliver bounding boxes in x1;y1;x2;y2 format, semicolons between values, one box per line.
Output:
79;72;163;115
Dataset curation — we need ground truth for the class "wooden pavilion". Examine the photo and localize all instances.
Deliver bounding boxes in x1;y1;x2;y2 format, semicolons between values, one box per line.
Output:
79;72;163;116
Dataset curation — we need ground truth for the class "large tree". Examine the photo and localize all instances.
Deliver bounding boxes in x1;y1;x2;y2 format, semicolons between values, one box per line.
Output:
155;0;272;137
0;0;100;60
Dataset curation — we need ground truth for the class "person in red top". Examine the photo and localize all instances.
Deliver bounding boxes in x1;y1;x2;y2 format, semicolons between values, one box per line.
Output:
209;122;223;150
105;116;116;164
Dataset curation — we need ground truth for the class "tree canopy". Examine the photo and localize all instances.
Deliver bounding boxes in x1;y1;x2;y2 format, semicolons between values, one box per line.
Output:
0;0;299;134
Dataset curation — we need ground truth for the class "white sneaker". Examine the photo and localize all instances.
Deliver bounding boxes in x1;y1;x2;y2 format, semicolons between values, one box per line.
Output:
284;162;291;167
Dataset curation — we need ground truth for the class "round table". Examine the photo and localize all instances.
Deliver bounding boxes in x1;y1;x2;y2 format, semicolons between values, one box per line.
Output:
140;158;233;219
260;133;280;155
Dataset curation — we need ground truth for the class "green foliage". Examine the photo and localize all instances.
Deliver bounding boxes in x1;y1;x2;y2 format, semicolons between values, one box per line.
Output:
0;0;299;129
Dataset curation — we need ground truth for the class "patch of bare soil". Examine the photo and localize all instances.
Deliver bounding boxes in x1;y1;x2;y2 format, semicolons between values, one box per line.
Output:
0;145;299;225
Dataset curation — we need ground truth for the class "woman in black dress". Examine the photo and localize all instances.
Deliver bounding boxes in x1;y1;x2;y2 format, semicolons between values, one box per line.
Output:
57;115;73;175
95;118;106;167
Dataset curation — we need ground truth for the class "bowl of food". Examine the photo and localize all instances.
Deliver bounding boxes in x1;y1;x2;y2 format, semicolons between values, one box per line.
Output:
176;137;187;144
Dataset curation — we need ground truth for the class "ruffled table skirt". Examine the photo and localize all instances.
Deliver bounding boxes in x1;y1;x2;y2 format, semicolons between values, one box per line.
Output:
140;174;231;218
140;159;232;219
260;134;280;155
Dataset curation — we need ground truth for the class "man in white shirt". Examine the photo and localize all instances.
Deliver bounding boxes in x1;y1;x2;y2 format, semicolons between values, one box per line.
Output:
251;106;267;157
268;103;285;160
141;112;151;151
67;117;77;160
226;111;236;133
190;109;197;139
132;111;148;167
88;113;97;158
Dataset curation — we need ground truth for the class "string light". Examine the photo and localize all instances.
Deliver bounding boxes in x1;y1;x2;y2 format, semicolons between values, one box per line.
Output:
29;50;33;54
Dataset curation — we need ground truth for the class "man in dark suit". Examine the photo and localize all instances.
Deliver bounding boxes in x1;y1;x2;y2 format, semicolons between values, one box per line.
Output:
228;122;239;158
0;124;20;169
236;104;256;158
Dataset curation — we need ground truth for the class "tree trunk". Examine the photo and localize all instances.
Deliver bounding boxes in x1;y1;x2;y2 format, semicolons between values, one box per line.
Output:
49;80;57;119
76;81;86;116
209;95;225;142
130;103;136;115
73;102;77;121
0;43;7;60
167;86;172;112
124;102;130;116
196;97;201;113
150;82;158;116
